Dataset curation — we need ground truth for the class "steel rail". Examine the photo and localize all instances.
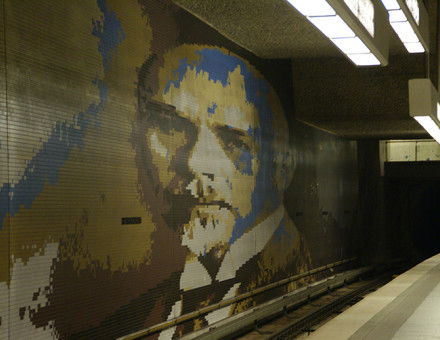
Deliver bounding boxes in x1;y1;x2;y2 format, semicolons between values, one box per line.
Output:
268;275;390;339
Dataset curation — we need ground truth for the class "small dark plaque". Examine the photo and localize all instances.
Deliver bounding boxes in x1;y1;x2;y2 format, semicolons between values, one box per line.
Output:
122;217;142;225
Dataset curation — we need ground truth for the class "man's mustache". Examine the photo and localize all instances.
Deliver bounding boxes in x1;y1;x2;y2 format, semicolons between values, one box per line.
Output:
170;175;233;209
192;200;233;210
162;188;234;231
170;191;234;212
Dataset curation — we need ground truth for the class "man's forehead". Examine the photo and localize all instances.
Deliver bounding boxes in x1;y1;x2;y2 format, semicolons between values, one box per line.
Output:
159;66;259;131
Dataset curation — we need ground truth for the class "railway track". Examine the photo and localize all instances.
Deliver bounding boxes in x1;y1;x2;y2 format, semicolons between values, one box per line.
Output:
236;272;397;340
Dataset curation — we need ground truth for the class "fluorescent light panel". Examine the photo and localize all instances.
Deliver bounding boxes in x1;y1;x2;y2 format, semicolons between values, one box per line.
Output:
388;9;406;21
331;36;370;54
414;116;440;144
286;0;335;16
381;0;400;10
346;53;380;65
381;0;425;53
286;0;383;66
404;41;424;53
308;15;355;38
390;20;419;43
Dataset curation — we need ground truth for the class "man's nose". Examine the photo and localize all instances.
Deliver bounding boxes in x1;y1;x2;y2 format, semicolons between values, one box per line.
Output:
186;124;229;198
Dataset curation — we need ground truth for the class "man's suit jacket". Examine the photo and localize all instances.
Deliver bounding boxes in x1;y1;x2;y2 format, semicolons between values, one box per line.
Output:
70;210;311;340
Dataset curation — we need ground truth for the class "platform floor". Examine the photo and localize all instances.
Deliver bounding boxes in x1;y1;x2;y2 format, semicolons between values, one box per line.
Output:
300;253;440;340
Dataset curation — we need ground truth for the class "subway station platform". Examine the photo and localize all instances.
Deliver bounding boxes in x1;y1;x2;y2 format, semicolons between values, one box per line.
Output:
301;253;440;339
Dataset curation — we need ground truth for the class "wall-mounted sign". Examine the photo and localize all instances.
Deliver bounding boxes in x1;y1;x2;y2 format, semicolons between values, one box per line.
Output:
121;217;142;225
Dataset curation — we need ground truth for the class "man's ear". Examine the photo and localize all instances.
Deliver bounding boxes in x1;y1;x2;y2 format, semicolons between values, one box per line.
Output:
274;148;295;193
284;149;295;191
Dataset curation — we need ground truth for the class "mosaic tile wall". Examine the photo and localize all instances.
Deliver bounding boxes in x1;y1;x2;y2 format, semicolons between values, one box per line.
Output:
0;0;359;338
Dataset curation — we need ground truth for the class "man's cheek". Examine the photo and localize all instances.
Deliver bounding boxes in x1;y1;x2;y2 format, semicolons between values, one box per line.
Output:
208;176;232;203
230;173;256;217
233;149;254;175
151;152;175;187
166;130;192;175
146;132;175;187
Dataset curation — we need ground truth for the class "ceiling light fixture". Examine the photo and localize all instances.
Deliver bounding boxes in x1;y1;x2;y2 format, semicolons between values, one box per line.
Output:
380;0;429;53
287;0;389;66
409;79;440;144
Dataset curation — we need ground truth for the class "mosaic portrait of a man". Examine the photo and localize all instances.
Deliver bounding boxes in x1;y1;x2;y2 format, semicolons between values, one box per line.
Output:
132;44;311;337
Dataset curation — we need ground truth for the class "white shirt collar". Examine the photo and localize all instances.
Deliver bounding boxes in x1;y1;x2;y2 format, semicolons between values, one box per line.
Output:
179;205;285;290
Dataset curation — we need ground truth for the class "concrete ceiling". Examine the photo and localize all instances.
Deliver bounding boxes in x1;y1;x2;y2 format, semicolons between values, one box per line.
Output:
173;0;439;139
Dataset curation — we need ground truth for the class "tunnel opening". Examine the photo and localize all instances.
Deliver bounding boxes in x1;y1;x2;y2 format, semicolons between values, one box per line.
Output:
385;161;440;262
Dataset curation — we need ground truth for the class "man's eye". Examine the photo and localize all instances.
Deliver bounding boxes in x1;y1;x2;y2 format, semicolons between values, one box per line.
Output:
216;126;252;153
148;110;196;137
226;136;247;152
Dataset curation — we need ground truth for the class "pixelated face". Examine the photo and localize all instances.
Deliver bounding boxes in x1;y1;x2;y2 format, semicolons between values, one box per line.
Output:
142;63;260;257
